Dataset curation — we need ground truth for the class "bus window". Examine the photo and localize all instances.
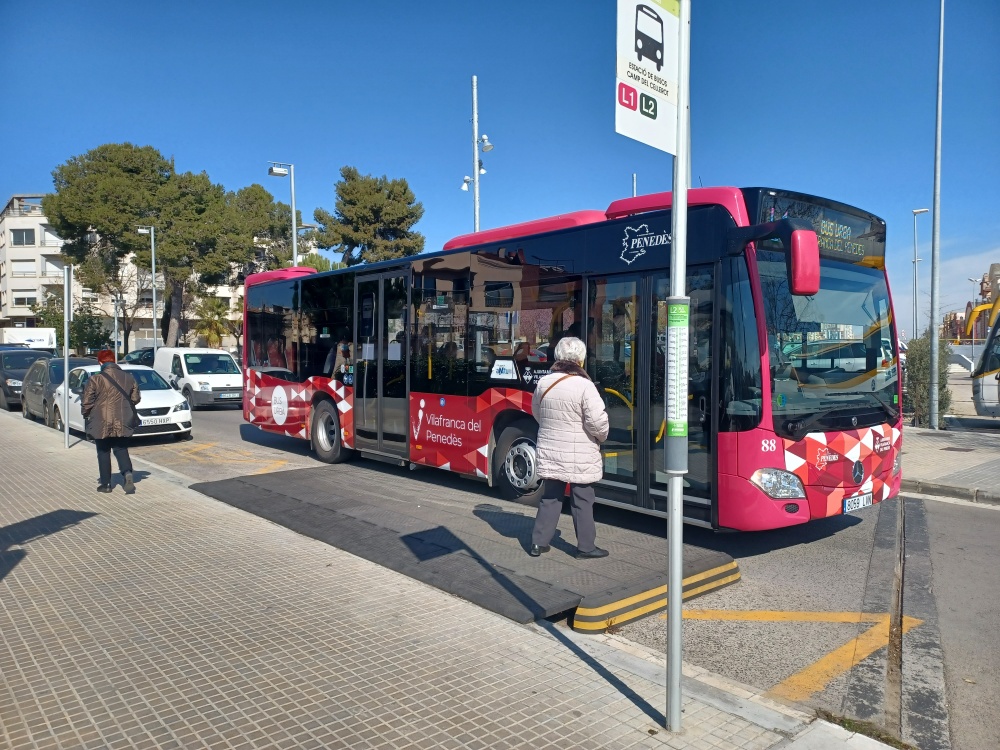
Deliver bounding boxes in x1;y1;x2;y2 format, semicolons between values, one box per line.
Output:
246;279;299;381
300;274;354;380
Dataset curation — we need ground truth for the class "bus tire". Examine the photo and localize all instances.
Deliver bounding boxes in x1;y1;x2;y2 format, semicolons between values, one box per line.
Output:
311;399;350;464
493;423;544;507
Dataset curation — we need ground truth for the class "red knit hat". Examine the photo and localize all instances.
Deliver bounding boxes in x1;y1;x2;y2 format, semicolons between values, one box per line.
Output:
97;350;115;364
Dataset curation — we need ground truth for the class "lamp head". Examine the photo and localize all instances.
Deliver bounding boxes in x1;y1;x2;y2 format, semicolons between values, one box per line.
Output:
912;208;929;215
478;160;486;175
268;166;290;178
460;176;471;192
137;227;151;235
480;135;493;152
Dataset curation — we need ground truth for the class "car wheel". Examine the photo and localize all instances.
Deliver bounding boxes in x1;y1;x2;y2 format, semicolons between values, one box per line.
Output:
311;399;350;464
182;388;198;411
44;403;55;428
22;398;32;420
51;406;64;432
493;422;544;506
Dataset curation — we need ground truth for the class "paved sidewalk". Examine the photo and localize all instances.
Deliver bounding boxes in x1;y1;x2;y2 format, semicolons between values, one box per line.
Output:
900;424;1000;504
0;413;894;748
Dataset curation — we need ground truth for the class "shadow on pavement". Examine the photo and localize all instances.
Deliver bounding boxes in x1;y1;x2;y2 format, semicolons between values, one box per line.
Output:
0;509;98;582
473;502;570;556
400;523;663;724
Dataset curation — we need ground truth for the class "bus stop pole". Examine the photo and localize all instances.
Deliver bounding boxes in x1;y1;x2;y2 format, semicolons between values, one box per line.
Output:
63;265;72;449
666;0;691;733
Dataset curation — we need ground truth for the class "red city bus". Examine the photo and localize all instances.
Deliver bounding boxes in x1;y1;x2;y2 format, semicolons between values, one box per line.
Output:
242;187;903;531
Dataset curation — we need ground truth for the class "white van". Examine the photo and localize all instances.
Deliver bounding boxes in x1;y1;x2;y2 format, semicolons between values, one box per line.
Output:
153;347;243;409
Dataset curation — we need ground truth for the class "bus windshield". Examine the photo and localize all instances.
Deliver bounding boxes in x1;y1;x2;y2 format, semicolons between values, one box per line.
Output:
758;251;899;438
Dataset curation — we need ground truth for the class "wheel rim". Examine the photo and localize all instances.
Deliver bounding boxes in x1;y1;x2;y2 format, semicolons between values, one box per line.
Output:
315;411;338;453
53;408;62;431
503;438;540;493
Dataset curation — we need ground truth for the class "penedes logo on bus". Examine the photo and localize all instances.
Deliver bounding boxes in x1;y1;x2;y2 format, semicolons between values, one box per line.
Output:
621;224;670;264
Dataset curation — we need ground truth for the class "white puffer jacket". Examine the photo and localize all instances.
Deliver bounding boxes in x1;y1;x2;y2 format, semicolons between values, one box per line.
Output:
532;367;609;484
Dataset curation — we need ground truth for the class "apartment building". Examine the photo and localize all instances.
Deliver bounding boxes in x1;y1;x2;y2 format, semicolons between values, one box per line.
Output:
1;194;245;352
0;194;93;329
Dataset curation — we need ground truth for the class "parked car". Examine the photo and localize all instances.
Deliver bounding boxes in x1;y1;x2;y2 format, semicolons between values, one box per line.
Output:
152;347;243;409
122;347;155;367
21;357;97;426
55;364;192;440
0;348;52;410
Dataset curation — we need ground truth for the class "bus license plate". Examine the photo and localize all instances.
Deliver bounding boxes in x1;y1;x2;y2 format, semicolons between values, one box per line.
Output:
843;493;873;514
219;392;241;399
142;417;169;426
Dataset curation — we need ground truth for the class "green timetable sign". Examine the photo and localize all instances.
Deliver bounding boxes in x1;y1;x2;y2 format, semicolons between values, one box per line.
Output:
665;301;688;437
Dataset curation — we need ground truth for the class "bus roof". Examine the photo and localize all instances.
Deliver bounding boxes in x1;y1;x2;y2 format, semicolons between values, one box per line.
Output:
244;266;316;289
443;187;751;251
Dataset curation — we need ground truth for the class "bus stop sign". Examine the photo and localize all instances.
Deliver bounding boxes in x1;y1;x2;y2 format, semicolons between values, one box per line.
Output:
615;0;680;154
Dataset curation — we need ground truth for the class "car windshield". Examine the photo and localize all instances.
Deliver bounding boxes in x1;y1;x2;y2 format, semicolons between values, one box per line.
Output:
184;353;239;375
2;351;47;370
130;369;171;390
758;251;899;438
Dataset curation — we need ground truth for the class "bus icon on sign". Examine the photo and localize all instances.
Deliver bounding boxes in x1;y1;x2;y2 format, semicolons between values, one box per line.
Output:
635;4;664;71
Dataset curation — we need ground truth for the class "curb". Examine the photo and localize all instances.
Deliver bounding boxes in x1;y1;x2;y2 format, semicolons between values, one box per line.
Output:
900;479;1000;506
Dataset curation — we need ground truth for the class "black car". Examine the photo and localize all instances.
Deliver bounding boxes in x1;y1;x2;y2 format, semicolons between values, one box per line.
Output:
122;348;155;367
0;349;52;410
22;357;97;427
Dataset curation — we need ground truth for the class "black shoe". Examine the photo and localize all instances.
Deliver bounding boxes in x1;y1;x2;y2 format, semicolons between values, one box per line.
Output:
97;485;112;494
576;547;609;559
529;544;550;557
123;472;135;495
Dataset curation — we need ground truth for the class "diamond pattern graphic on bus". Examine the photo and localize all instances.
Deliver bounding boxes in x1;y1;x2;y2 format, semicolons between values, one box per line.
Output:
783;424;900;517
410;389;534;477
245;369;355;448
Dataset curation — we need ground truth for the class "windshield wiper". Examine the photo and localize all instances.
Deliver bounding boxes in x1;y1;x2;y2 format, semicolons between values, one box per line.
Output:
780;407;849;441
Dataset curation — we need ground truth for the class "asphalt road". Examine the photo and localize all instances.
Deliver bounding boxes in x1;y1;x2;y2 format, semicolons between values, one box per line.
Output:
923;497;1000;750
111;407;997;748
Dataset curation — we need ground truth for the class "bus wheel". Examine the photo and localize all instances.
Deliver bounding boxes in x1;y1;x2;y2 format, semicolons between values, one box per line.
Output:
312;400;350;464
494;424;543;507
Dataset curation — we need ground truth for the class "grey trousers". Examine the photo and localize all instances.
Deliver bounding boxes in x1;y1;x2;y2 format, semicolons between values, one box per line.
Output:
531;480;598;553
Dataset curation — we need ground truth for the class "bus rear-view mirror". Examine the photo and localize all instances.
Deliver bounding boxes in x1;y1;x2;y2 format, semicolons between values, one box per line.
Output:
728;218;820;297
788;228;820;296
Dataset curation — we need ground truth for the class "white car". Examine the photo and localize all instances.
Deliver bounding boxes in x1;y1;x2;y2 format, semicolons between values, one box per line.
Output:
56;364;193;440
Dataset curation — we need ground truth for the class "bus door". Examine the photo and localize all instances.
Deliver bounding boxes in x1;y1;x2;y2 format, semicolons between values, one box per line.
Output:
355;271;410;457
588;267;716;521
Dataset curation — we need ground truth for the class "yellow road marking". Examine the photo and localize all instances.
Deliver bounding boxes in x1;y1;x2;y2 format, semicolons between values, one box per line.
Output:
768;615;922;701
669;609;924;702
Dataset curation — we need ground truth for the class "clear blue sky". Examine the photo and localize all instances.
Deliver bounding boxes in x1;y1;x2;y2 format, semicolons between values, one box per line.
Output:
3;0;997;338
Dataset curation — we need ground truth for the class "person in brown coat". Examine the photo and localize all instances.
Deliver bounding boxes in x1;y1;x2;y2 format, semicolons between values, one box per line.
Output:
82;350;141;494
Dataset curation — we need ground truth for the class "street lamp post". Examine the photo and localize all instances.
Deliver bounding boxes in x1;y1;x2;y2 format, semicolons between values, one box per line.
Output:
912;209;928;339
137;226;157;352
268;162;297;267
969;277;980;360
467;75;493;232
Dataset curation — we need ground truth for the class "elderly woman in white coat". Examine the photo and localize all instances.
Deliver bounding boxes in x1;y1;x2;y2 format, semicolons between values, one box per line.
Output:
529;336;610;559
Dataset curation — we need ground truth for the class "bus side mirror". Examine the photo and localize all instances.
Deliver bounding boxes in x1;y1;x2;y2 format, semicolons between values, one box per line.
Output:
728;218;820;296
788;228;819;296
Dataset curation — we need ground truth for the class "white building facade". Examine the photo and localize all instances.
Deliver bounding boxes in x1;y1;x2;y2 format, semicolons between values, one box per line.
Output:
1;194;245;353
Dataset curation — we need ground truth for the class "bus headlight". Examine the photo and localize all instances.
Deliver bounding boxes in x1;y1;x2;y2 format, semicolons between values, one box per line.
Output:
750;468;806;499
893;452;901;476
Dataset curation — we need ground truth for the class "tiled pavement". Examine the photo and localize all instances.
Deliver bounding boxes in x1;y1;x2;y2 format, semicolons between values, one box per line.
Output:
900;424;1000;503
1;411;892;749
